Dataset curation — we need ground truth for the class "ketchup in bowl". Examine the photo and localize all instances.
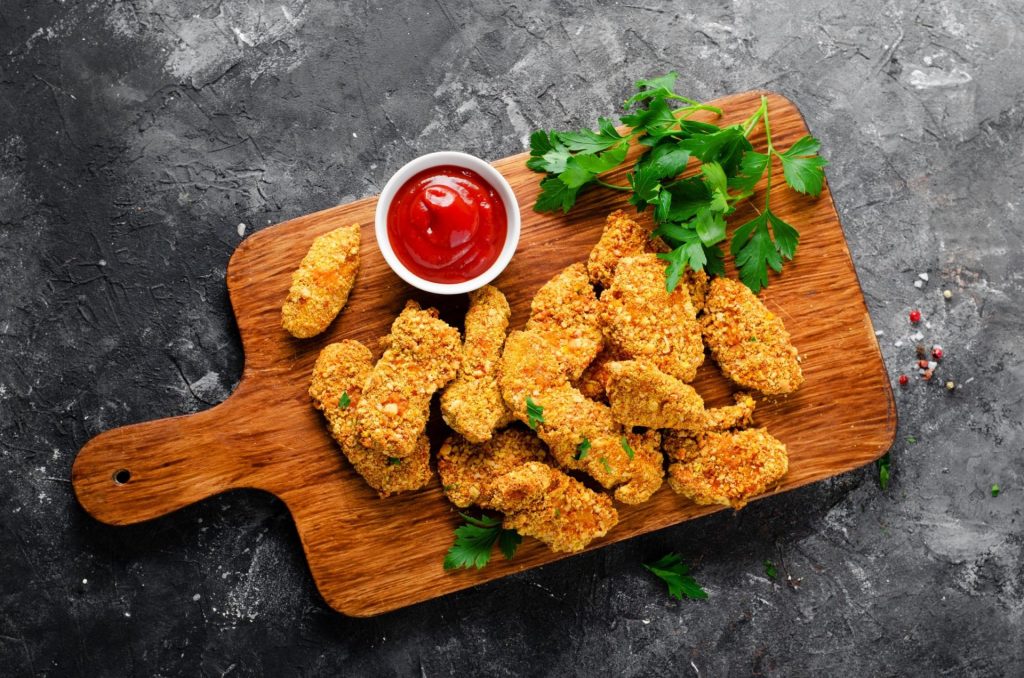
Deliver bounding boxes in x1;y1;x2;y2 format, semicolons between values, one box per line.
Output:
385;165;508;284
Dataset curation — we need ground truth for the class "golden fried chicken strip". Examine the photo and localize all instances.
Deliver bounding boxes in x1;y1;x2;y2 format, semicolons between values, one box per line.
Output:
282;224;360;338
701;277;803;395
440;286;514;443
605;360;705;431
683;268;710;313
665;427;788;509
525;263;604;381
703;392;756;432
437;428;548;508
309;341;431;496
357;300;461;456
573;345;623;401
600;254;704;382
499;330;664;504
586;210;666;288
483;461;618;553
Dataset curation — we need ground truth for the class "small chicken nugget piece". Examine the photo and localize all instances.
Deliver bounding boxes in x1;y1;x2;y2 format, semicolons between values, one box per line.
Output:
499;331;664;504
600;254;704;382
703;392;756;431
483;461;619;553
573;345;623;401
702;278;803;394
605;360;705;431
609;429;664;505
357;301;461;456
309;341;431;496
526;263;604;381
666;427;789;509
587;210;664;288
282;224;361;338
437;428;548;508
441;286;514;443
683;268;709;313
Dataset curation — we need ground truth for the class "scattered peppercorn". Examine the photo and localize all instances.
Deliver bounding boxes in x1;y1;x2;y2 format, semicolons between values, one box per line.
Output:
898;374;909;386
909;309;921;324
943;290;952;299
915;344;927;360
917;359;929;369
932;346;944;360
922;369;933;381
945;380;955;391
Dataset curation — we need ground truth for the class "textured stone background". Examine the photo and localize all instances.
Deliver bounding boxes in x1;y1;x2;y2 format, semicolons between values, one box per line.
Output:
1;0;1022;675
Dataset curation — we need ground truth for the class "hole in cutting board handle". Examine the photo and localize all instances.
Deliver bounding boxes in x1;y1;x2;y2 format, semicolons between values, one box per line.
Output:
112;469;132;485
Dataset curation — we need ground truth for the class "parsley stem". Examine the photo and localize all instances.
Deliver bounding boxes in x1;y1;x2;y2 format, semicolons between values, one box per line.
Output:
595;178;631;191
665;95;723;116
761;96;774;210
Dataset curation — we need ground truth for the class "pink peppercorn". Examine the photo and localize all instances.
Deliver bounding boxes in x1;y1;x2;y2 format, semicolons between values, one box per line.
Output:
909;309;922;324
932;346;944;360
898;375;909;386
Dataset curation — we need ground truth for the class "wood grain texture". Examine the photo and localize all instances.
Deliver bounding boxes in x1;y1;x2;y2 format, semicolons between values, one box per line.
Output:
72;91;896;617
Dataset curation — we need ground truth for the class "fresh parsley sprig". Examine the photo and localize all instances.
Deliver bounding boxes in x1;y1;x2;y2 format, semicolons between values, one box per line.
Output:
527;72;827;293
644;552;708;601
443;513;522;571
526;396;545;430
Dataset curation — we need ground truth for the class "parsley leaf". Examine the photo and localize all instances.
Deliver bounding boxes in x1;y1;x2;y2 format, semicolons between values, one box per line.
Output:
443;513;521;570
575;437;591;461
526;131;571;174
599;456;613;474
534;176;578;213
338;392;350;409
732;212;782;292
557;117;626;153
620;436;635;460
387;457;402;466
526;396;545;430
644;552;708;601
877;452;891;491
991;483;1000;498
778;135;827;196
763;559;778;579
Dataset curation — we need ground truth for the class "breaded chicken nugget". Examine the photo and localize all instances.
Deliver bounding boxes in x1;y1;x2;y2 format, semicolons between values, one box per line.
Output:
440;285;514;443
282;224;360;338
437;428;548;508
587;210;664;288
703;392;756;432
701;277;803;395
525;263;604;381
600;254;704;383
499;330;664;504
483;461;619;553
605;360;705;431
357;300;461;456
683;268;710;313
309;341;431;496
665;427;788;509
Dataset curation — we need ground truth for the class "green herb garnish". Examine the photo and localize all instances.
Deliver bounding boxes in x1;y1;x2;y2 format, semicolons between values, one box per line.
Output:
526;396;545;430
620;436;635;460
877;452;891;491
338;391;350;409
763;559;778;579
575;437;591;461
527;72;826;292
387;457;402;466
443;513;521;571
991;484;1000;498
644;552;708;601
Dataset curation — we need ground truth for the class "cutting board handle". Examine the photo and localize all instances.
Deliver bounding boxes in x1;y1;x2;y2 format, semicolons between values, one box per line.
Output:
72;383;264;525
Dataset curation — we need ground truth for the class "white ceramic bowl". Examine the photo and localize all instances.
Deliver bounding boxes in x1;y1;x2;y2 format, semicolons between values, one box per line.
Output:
374;151;521;295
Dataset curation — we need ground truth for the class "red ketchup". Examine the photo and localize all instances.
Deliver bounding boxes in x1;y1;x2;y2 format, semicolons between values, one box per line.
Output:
387;165;507;284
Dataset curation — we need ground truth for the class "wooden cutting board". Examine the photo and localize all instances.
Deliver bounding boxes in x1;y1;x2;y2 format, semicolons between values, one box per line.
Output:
72;91;896;617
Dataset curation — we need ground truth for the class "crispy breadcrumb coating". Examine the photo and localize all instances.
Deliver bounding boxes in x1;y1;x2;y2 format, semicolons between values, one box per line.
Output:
282;224;360;338
525;263;604;381
356;300;461;456
437;428;548;508
586;210;664;288
600;254;704;382
483;461;619;553
499;330;664;504
701;277;803;395
703;392;756;432
309;341;431;496
573;345;623;401
440;286;514;442
665;427;788;509
605;360;705;431
683;268;709;313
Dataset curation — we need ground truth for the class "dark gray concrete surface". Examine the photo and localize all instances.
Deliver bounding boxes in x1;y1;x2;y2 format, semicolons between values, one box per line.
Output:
1;1;1022;676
